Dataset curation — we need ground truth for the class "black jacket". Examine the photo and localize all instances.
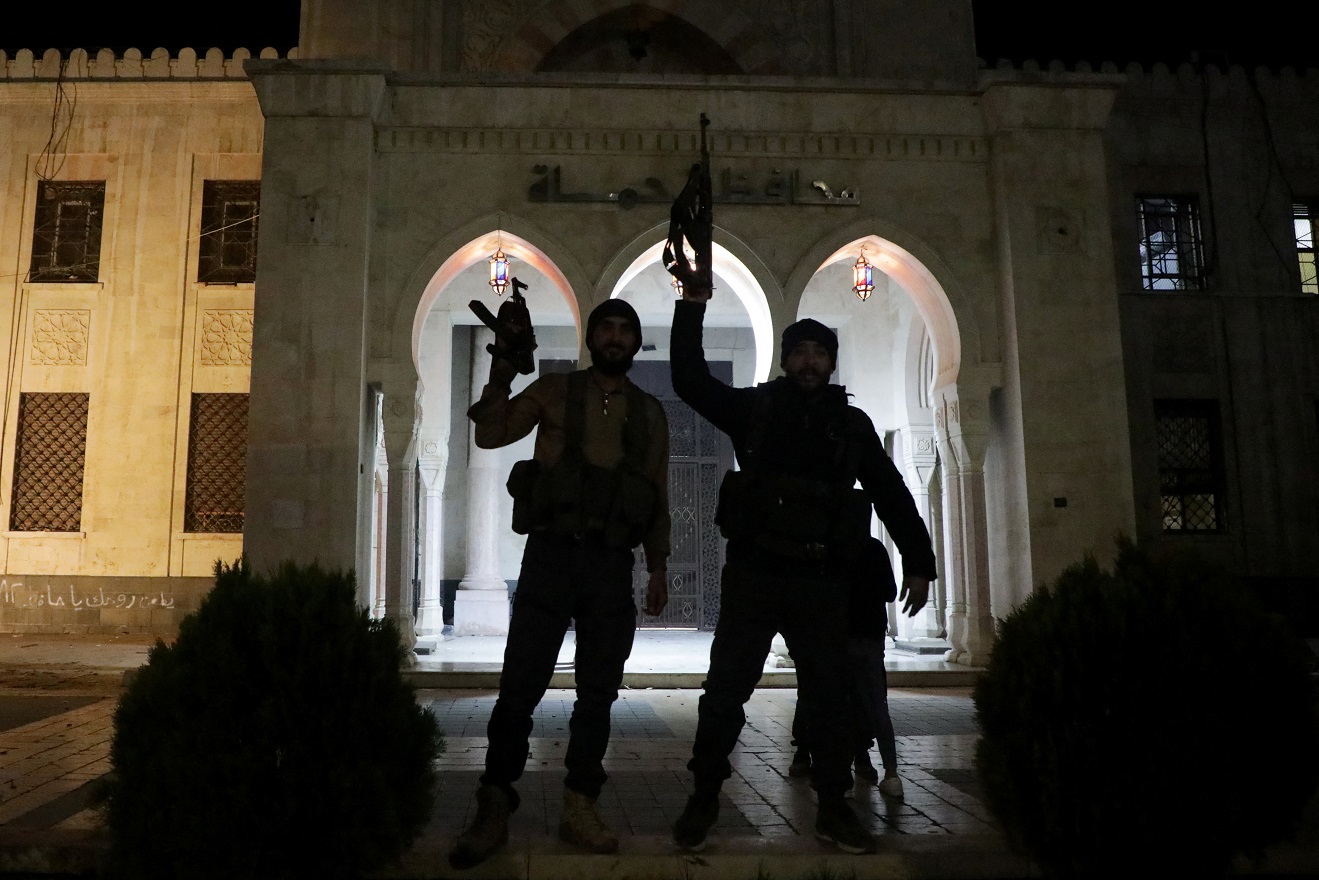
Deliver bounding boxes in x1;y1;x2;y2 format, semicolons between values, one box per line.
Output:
671;300;938;632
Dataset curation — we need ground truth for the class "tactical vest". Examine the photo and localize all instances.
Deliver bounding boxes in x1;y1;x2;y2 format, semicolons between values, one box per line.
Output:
714;386;873;563
505;370;658;549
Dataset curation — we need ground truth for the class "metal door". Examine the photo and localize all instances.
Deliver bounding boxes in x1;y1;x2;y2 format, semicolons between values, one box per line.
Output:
627;361;733;630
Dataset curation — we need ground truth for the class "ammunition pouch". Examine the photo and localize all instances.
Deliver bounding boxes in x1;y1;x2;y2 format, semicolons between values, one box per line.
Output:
507;458;656;549
715;470;871;561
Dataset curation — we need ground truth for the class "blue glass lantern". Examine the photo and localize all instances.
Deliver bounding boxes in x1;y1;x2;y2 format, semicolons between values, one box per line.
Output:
488;247;509;297
852;249;874;301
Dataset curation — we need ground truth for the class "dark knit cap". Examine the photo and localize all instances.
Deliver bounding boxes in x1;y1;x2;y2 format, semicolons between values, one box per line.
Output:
586;298;643;355
780;318;838;366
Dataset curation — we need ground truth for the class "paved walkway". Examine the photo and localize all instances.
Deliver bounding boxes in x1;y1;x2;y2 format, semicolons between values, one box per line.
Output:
0;633;1312;879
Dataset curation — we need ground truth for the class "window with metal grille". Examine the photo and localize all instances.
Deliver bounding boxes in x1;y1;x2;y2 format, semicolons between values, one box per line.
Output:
184;393;248;533
197;181;260;284
28;182;105;283
9;392;88;532
1138;196;1205;291
1295;202;1318;295
1155;399;1223;532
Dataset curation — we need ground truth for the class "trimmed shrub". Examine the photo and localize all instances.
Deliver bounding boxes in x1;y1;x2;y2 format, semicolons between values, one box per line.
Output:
974;537;1319;880
100;559;442;880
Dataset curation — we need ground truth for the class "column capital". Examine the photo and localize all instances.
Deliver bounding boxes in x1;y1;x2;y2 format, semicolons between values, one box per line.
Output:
932;383;991;470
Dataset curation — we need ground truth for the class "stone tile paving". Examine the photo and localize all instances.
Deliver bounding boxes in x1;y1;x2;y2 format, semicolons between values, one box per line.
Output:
0;685;994;850
421;686;996;844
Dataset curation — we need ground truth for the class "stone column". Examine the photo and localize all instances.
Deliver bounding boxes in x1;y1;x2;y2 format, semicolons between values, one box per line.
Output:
381;383;421;662
243;66;387;576
934;386;995;667
455;328;509;635
414;449;447;641
897;425;945;647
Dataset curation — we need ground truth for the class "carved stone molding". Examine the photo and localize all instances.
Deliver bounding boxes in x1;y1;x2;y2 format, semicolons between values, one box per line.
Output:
1035;205;1086;254
199;309;253;366
30;309;90;366
460;0;545;72
376;127;988;162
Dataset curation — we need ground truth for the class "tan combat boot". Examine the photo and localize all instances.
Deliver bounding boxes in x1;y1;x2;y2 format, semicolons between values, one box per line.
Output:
448;785;511;870
557;788;619;854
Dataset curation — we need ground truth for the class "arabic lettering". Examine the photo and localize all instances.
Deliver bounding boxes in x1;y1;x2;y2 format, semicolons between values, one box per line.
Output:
528;165;860;208
0;579;176;611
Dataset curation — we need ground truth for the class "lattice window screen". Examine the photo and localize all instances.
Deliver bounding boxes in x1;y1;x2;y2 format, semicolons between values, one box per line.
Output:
10;392;88;532
1155;400;1222;532
184;393;248;533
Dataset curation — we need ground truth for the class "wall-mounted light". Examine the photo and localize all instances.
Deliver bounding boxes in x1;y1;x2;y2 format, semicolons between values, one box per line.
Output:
852;247;875;301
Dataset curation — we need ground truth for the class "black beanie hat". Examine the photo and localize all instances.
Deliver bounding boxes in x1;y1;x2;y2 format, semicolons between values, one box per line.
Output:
586;298;643;355
780;318;838;367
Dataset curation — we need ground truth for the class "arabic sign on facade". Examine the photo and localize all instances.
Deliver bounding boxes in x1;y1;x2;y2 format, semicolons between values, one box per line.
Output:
529;164;860;208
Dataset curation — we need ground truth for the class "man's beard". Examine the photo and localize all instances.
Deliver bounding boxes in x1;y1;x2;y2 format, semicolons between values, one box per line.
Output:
589;345;634;377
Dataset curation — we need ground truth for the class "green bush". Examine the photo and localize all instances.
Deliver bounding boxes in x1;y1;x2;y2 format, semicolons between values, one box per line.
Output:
100;559;442;880
974;537;1319;880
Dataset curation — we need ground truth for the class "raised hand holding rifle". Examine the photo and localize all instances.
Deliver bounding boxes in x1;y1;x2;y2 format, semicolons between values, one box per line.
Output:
664;114;713;303
469;276;538;384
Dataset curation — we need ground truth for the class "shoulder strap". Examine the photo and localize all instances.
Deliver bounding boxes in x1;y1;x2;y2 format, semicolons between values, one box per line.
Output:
565;371;652;471
837;407;869;487
741;385;775;472
562;370;588;465
621;381;651;471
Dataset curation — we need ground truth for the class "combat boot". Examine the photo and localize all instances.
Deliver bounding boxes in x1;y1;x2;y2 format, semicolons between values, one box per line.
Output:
558;788;618;854
853;749;880;782
449;785;511;870
672;791;720;852
815;795;876;854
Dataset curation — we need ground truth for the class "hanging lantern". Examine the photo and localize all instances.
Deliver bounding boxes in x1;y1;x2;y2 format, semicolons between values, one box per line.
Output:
852;248;875;301
671;275;684;297
489;246;510;297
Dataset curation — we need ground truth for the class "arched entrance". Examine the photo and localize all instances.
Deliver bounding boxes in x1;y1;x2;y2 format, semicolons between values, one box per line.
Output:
606;233;775;629
403;227;582;639
793;233;995;666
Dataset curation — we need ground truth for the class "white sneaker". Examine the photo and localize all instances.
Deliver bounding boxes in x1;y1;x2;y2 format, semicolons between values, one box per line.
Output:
877;776;904;799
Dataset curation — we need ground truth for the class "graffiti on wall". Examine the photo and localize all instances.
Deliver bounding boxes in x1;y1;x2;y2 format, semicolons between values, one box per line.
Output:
0;579;176;611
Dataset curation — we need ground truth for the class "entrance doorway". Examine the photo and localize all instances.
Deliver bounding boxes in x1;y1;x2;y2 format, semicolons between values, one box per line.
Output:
627;361;734;630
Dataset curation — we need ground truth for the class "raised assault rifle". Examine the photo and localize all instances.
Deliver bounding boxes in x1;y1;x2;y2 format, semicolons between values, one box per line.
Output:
663;113;713;297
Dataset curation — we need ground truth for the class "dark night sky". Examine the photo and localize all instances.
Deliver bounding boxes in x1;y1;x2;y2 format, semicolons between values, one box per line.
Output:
3;2;1317;72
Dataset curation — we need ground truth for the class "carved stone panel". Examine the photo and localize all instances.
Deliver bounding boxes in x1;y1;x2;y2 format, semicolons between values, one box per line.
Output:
199;309;254;366
29;309;90;366
1152;315;1214;374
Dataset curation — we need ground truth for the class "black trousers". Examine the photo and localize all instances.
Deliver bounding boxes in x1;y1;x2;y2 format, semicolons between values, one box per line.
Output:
688;558;854;798
480;532;637;811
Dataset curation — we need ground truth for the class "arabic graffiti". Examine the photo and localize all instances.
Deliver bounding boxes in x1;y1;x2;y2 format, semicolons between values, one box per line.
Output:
529;164;860;208
0;579;176;611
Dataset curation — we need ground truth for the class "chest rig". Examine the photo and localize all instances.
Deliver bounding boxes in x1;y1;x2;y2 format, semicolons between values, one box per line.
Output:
505;370;658;549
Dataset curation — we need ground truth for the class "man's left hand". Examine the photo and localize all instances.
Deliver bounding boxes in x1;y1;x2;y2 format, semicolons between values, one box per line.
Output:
644;569;669;616
899;576;931;617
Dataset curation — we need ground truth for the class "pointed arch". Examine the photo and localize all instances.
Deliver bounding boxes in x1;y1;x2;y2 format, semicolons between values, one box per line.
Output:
394;213;589;369
786;218;989;391
599;222;780;382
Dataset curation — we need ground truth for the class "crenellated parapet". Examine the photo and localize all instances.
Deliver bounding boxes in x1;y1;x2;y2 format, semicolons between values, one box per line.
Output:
977;55;1319;98
0;46;300;80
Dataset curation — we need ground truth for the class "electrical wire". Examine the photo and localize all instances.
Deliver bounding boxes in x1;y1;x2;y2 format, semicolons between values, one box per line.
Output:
0;213;261;284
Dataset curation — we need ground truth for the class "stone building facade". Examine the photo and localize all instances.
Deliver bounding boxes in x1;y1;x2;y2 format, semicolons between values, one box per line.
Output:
1;1;1315;663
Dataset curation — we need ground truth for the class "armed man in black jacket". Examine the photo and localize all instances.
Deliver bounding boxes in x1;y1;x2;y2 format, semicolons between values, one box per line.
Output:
668;287;938;855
